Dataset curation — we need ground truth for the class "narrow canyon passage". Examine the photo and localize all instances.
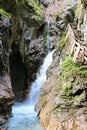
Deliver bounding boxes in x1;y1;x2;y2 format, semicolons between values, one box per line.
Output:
10;43;28;92
2;50;55;130
1;0;87;130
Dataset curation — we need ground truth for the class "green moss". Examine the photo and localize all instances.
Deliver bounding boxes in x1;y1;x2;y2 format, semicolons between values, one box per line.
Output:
53;11;62;21
28;0;41;16
74;0;82;15
16;0;42;21
61;85;72;99
31;15;41;21
57;32;67;50
27;0;41;15
73;95;80;100
61;57;87;78
61;95;72;99
16;0;26;5
63;87;70;96
62;86;68;93
0;8;11;18
28;1;42;21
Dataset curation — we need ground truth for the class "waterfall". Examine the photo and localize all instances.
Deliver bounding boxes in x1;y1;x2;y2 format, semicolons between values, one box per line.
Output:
3;50;55;130
26;50;55;106
2;14;54;129
26;17;53;106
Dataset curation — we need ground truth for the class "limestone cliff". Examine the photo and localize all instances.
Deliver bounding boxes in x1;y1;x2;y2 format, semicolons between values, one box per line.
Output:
0;15;14;124
0;0;46;101
0;0;87;128
0;0;47;124
36;0;87;130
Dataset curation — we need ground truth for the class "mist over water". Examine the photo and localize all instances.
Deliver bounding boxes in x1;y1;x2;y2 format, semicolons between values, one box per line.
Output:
3;50;55;130
2;16;54;129
26;50;55;106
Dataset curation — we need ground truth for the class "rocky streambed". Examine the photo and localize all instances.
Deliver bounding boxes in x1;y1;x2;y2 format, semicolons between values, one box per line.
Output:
36;49;87;130
0;0;87;130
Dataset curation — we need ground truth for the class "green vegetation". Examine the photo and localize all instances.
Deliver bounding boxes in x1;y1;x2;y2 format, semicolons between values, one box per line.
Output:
57;32;67;50
16;0;42;21
27;0;41;14
27;0;42;21
0;8;11;18
53;11;62;21
31;14;41;21
61;56;87;78
62;85;72;97
16;0;25;4
74;0;82;15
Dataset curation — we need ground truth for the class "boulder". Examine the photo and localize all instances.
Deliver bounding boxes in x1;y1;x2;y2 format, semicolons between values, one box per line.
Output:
42;0;53;7
0;74;14;124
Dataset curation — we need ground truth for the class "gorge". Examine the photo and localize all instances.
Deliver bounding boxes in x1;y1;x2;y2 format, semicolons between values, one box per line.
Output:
2;50;55;130
0;0;87;130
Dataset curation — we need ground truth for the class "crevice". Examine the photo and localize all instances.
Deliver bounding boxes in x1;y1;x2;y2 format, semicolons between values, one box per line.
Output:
73;89;83;96
9;42;28;101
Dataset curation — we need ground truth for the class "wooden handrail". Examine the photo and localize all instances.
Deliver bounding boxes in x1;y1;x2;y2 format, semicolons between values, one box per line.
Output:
67;24;87;65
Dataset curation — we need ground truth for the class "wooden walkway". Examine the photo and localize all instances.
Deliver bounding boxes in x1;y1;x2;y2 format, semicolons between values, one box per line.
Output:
66;24;87;65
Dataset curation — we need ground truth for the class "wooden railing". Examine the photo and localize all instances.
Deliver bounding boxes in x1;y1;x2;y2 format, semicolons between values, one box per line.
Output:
66;24;87;65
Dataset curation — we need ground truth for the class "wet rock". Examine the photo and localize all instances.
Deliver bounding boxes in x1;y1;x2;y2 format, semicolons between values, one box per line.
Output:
0;1;46;101
82;0;87;7
36;49;87;130
36;1;87;128
0;15;16;114
0;0;47;123
0;74;14;124
42;0;53;7
56;8;75;31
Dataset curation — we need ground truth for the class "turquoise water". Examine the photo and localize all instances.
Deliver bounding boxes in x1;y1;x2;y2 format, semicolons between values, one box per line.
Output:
2;51;55;130
4;103;44;130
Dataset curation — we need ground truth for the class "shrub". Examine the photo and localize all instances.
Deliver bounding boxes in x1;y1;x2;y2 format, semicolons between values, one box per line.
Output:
0;8;11;18
61;56;87;78
57;32;67;50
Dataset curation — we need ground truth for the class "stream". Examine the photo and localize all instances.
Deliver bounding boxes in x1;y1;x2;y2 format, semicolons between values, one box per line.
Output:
3;50;55;130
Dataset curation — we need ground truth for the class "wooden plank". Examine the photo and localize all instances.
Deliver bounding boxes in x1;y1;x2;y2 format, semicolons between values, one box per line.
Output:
67;23;87;64
73;43;80;62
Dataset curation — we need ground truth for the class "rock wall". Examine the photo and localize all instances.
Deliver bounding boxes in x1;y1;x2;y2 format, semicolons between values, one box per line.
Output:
0;0;47;123
0;0;47;101
0;15;14;124
36;40;87;130
36;0;87;130
36;49;87;130
0;0;87;128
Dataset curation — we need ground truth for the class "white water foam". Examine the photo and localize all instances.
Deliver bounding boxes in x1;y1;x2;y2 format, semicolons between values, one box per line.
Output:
26;50;55;106
4;50;55;130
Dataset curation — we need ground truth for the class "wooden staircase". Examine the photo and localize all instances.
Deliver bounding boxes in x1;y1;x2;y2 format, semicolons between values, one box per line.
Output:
66;24;87;65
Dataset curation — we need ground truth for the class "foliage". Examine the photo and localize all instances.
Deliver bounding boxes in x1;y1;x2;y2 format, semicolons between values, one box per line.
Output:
0;8;11;18
31;14;41;21
57;32;67;50
16;0;41;15
27;0;41;15
27;0;42;21
53;11;62;21
16;0;25;4
16;0;42;21
61;56;87;78
74;0;83;15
